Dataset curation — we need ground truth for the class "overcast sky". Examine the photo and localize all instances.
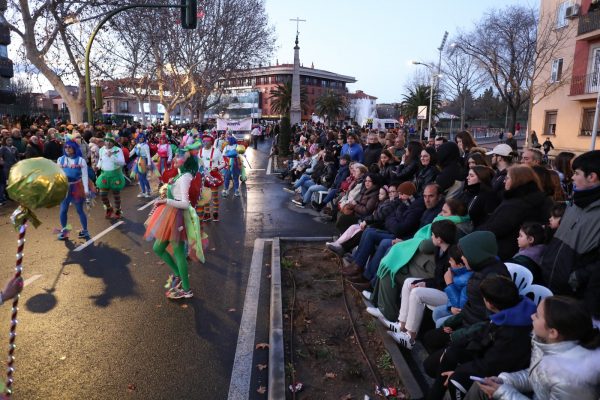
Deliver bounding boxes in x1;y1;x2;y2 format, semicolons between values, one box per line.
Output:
264;0;537;103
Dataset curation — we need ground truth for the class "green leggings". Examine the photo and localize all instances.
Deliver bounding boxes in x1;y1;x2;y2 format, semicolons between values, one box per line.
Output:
153;240;189;290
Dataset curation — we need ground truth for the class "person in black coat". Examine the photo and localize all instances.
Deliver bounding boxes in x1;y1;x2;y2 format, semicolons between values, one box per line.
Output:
24;136;43;159
377;149;399;185
435;141;464;196
362;132;384;169
414;147;439;194
43;132;63;161
424;276;536;400
391;140;423;184
458;165;499;228
477;165;551;260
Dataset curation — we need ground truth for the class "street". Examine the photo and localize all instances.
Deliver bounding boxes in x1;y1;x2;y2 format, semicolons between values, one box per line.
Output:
0;139;334;399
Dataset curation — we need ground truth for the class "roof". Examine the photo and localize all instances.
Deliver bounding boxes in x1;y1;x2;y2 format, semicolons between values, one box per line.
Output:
232;65;356;83
348;90;377;100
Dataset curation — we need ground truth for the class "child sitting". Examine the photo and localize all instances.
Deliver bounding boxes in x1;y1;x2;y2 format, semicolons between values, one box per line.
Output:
509;222;546;283
468;296;600;400
424;275;537;400
326;184;397;255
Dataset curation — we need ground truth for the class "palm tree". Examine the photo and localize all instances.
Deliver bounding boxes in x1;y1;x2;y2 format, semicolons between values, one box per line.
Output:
401;84;442;120
315;90;347;125
269;81;307;117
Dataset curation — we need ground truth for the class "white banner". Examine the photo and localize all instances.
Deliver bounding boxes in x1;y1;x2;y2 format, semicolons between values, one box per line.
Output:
216;117;252;131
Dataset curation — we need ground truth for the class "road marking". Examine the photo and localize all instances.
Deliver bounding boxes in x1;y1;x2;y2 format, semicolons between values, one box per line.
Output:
137;198;157;211
266;156;272;174
23;274;42;287
74;221;125;252
227;238;265;400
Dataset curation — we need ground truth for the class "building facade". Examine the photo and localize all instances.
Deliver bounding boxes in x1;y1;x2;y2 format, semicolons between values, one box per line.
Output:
0;0;14;104
347;90;377;125
531;0;600;152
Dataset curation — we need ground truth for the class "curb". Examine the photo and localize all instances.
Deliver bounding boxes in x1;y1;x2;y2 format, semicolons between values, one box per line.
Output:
268;238;285;400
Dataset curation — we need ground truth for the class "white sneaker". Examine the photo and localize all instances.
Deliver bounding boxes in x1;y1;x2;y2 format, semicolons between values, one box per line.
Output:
387;331;414;350
143;192;151;198
366;307;384;319
326;242;345;256
222;190;229;197
137;192;145;198
283;187;295;194
361;290;372;301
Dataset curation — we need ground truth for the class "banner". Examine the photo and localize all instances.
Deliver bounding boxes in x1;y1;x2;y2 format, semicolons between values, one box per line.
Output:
216;117;252;131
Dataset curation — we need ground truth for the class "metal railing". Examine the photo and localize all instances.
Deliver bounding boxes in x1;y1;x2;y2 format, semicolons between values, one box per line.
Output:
579;8;600;35
570;72;600;95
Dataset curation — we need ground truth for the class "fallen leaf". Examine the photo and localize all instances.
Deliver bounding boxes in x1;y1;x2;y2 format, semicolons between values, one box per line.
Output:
255;343;269;350
227;308;236;313
157;261;165;265
156;304;162;308
150;279;155;283
59;356;66;361
339;394;352;400
304;319;312;324
210;248;216;251
89;259;96;262
324;372;337;379
144;251;150;255
127;383;136;392
180;304;188;309
256;386;266;394
132;263;137;267
256;363;268;371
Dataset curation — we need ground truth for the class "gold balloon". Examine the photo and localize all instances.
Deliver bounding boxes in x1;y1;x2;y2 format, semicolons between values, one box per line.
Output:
236;145;246;154
7;158;68;210
197;187;212;207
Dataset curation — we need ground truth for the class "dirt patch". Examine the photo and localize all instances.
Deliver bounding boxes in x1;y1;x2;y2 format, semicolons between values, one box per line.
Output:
282;243;406;399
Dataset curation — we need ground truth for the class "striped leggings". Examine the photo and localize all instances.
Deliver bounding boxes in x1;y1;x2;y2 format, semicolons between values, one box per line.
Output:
196;187;220;218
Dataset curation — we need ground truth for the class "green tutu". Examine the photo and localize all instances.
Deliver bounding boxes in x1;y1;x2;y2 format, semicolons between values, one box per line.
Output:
96;168;126;191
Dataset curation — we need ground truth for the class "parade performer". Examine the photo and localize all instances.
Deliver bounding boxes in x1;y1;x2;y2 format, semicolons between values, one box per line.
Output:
144;143;205;300
56;140;93;240
130;132;153;198
222;136;242;197
96;132;126;219
197;134;224;221
156;133;172;175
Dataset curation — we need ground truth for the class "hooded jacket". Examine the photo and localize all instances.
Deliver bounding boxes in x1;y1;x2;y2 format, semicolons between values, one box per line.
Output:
494;337;600;400
449;297;537;393
435;142;464;193
477;181;550;260
458;231;510;325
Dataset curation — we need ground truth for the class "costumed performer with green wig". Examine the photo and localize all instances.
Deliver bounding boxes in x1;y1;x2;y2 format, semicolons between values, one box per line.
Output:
144;142;205;300
96;132;126;219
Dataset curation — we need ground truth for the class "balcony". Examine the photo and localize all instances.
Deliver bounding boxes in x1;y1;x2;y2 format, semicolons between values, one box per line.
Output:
570;72;600;98
579;8;600;36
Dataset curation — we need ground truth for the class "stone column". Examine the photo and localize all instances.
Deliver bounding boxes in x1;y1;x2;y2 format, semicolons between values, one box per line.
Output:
289;35;301;126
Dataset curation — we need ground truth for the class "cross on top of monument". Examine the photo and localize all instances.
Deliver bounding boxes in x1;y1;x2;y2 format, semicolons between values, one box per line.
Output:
289;17;306;45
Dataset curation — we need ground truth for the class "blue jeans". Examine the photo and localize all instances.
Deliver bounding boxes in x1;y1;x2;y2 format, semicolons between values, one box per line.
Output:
321;188;338;205
432;305;452;328
138;172;150;194
353;227;395;268
303;184;326;204
293;174;312;189
224;168;240;192
60;192;87;231
363;238;394;283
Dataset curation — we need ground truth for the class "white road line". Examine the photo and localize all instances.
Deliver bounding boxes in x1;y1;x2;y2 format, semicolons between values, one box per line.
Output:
137;198;157;211
266;156;272;175
23;274;42;287
227;238;265;400
74;221;125;252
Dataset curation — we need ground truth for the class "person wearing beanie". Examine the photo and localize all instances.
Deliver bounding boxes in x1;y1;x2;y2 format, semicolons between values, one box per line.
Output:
96;132;126;219
422;230;510;355
56;140;93;240
397;181;417;198
197;134;224;221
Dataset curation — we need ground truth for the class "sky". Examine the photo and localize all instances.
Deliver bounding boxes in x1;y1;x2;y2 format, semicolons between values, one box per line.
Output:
264;0;537;103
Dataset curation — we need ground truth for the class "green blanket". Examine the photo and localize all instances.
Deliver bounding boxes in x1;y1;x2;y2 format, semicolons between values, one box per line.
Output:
377;215;470;285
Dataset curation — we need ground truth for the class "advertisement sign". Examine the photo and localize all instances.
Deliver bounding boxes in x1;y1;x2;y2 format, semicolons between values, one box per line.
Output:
216;117;252;131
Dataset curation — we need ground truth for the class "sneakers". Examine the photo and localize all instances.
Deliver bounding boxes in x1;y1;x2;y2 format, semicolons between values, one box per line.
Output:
167;288;193;299
325;242;345;256
311;201;324;212
222;189;229;197
57;229;69;241
143;192;151;198
283;187;296;194
234;190;240;197
105;207;113;219
202;214;212;223
212;212;219;222
114;209;123;219
366;306;384;319
291;199;305;208
387;331;414;350
137;192;145;198
78;230;91;240
164;275;182;290
362;290;372;301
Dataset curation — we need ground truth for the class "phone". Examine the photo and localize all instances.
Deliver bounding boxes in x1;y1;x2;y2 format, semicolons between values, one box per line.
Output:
469;376;486;383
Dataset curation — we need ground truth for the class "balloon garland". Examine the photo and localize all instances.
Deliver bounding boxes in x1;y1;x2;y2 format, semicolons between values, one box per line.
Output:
4;158;68;396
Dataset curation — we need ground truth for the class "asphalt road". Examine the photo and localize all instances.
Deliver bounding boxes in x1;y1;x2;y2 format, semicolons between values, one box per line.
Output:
0;139;335;400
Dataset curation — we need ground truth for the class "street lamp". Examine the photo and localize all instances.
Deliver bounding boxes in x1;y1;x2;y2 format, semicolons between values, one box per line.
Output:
412;61;442;139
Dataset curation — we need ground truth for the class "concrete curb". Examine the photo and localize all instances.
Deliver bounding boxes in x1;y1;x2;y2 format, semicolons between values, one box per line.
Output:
278;236;334;242
268;238;285;400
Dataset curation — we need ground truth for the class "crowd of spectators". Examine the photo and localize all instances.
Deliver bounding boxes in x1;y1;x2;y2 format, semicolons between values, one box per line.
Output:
277;123;600;399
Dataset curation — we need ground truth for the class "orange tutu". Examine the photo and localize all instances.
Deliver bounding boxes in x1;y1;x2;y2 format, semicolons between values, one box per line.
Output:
144;204;188;243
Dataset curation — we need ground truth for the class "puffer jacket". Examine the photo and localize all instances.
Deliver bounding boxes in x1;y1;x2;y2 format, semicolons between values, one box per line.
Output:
352;186;380;217
362;198;397;230
494;338;600;400
444;267;472;309
379;162;399;185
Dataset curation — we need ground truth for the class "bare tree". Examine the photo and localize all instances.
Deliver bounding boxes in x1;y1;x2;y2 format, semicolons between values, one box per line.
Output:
442;46;488;129
455;4;574;134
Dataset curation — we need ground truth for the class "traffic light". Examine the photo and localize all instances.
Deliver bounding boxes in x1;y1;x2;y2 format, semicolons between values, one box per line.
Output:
181;0;197;29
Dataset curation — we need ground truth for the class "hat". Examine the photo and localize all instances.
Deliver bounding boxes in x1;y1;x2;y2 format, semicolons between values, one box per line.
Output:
459;231;498;267
104;132;118;143
202;134;214;142
486;144;513;157
397;181;416;196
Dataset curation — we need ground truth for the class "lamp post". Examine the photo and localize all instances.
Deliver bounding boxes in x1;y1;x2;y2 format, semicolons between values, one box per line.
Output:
412;61;442;139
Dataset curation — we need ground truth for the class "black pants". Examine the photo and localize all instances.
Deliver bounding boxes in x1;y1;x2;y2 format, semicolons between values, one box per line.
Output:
342;231;363;252
424;347;475;400
422;327;451;354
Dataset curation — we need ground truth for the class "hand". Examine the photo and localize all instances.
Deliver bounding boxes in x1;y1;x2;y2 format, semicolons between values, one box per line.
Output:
2;276;24;302
391;238;402;245
411;281;426;288
441;371;454;387
444;269;453;285
450;307;461;315
359;221;367;230
156;198;167;205
478;378;502;397
443;326;453;334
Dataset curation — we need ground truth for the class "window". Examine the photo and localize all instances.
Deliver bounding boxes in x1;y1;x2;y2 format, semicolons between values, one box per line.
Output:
544;111;557;135
119;101;129;113
556;1;571;28
0;45;7;58
551;58;563;82
581;108;598;136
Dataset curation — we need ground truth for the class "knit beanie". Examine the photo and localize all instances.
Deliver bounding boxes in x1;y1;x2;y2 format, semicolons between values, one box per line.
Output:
459;231;498;267
397;181;417;196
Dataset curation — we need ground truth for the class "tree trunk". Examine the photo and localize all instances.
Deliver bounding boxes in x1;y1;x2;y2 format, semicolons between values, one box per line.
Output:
138;99;146;126
460;94;466;130
509;107;518;135
163;108;171;125
68;99;86;124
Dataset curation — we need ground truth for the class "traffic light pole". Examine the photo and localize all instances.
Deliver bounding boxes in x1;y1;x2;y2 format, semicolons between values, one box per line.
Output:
85;1;196;124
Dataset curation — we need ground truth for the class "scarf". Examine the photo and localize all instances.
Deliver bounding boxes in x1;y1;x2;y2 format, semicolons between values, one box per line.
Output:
377;214;470;285
573;184;600;209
